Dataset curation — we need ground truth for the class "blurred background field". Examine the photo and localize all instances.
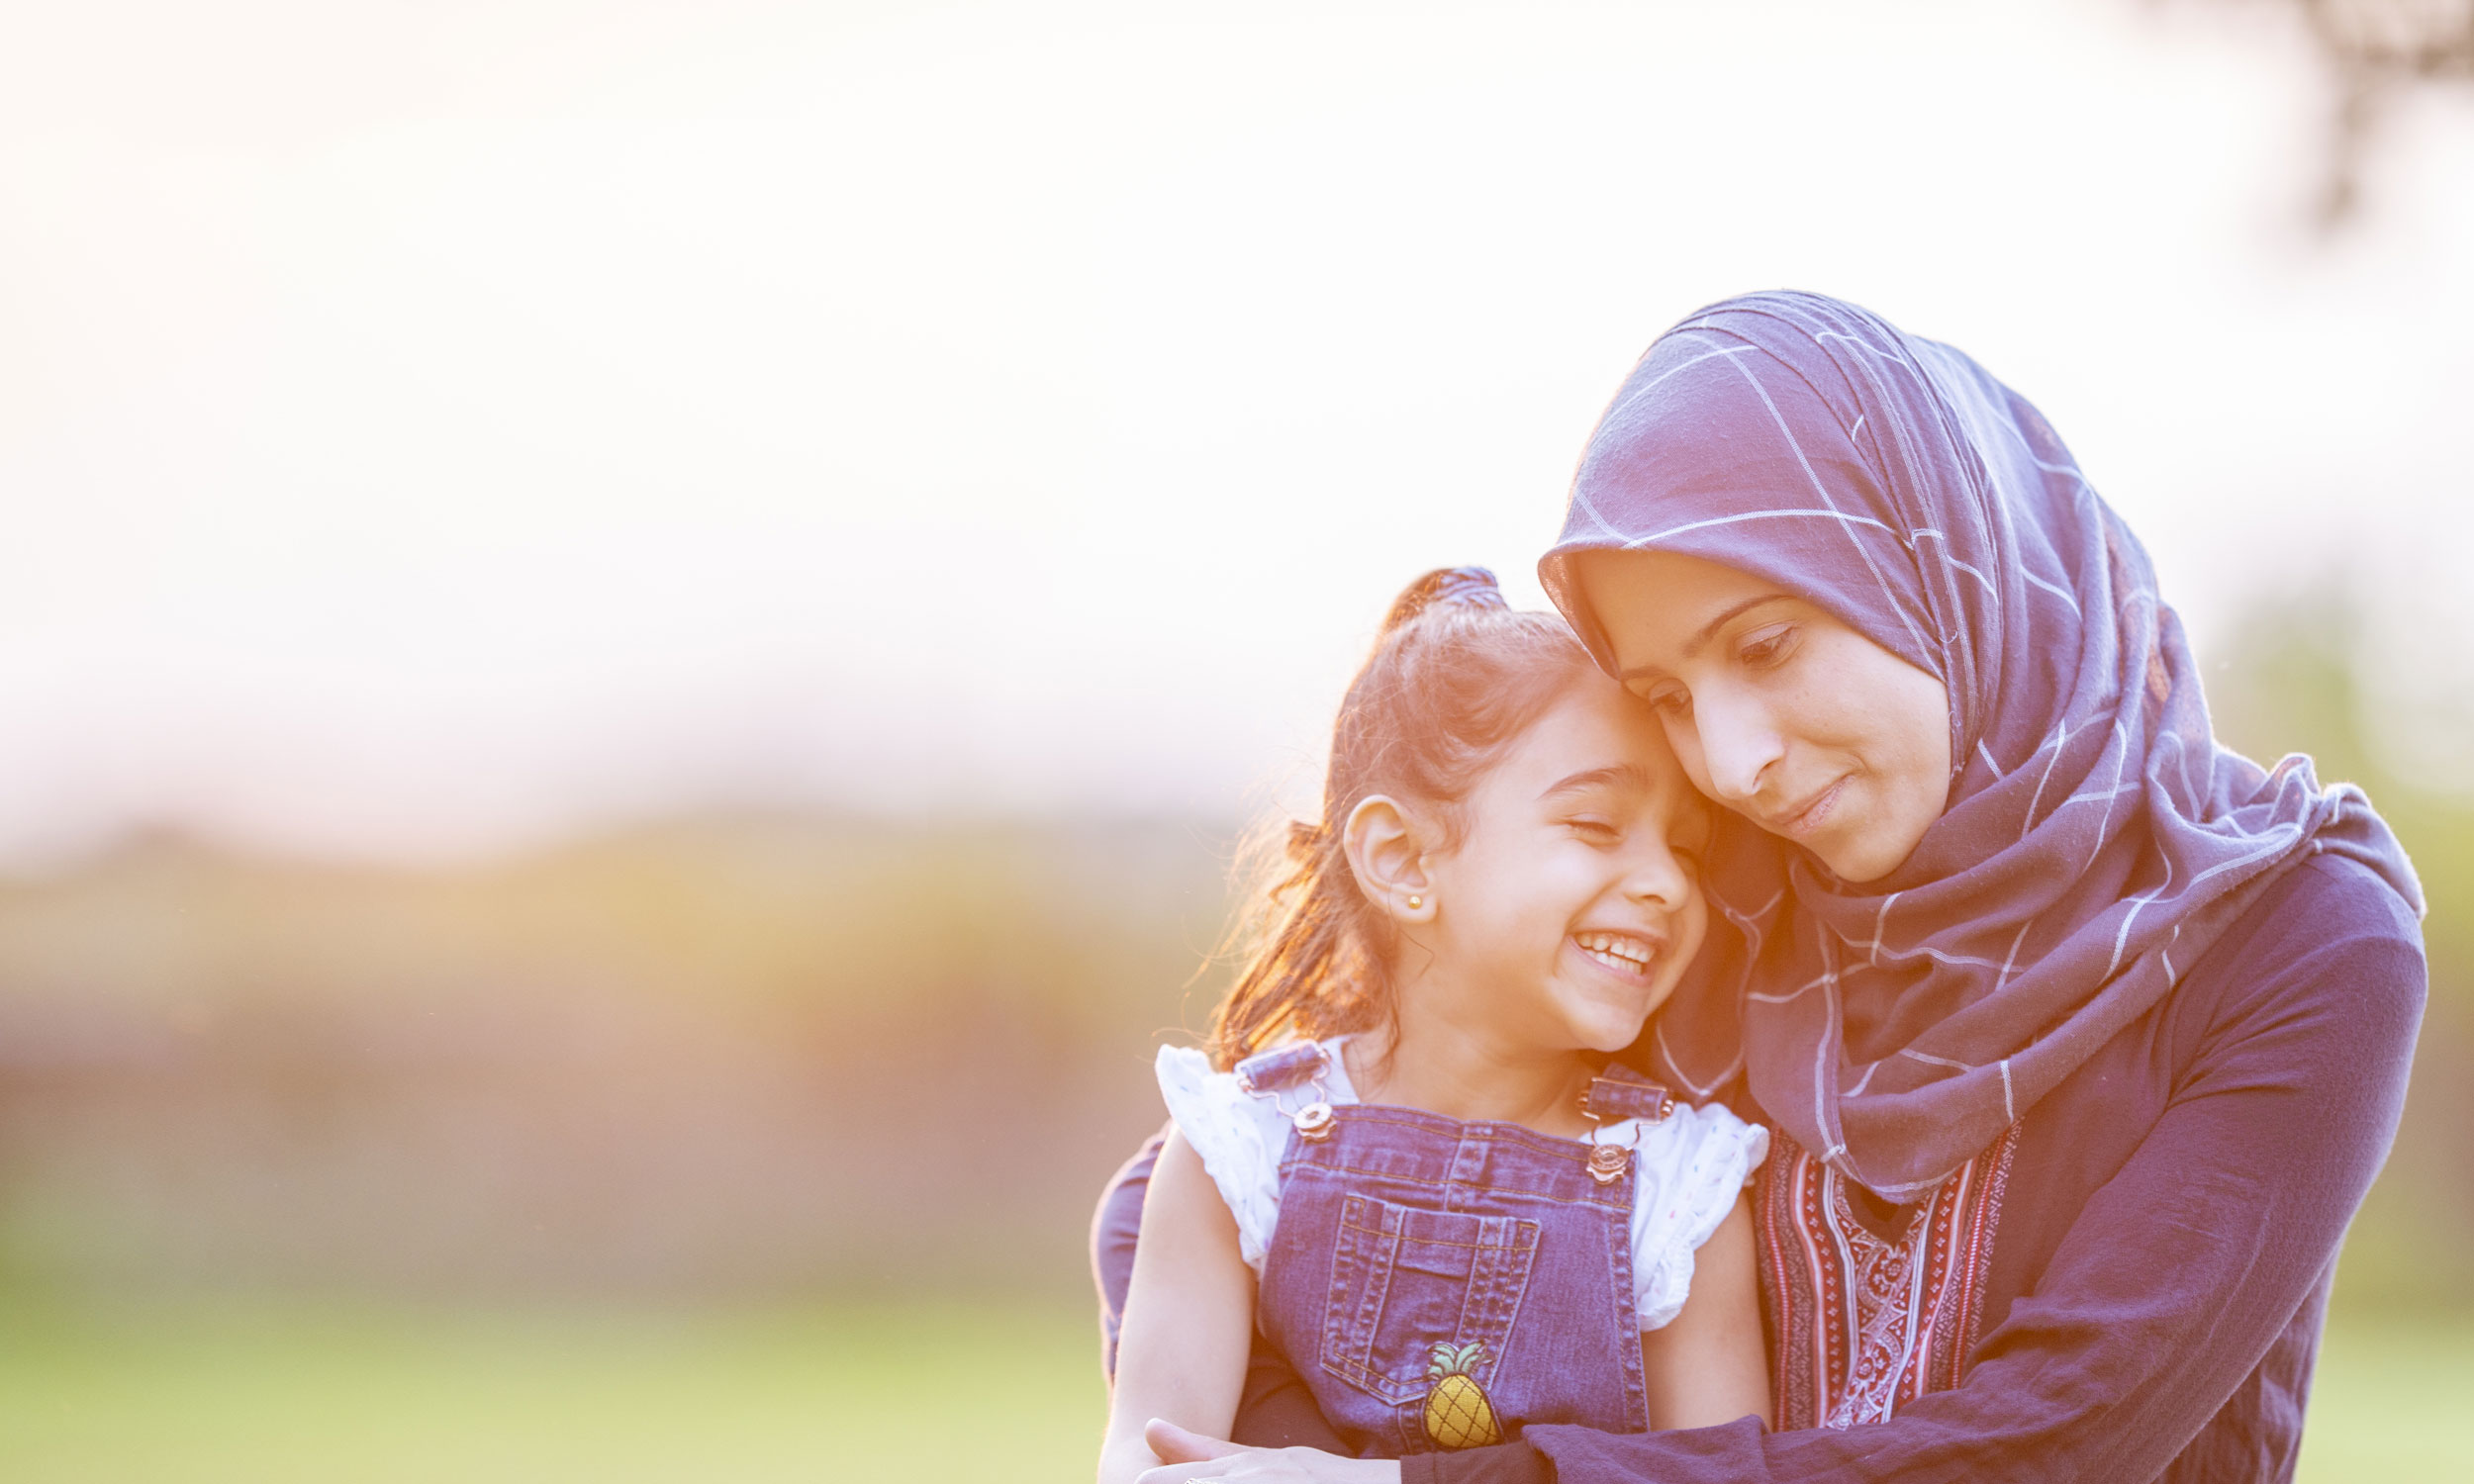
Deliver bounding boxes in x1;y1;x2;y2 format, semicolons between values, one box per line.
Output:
0;1296;2460;1482
0;1290;1106;1483
0;587;2467;1480
5;0;2473;1478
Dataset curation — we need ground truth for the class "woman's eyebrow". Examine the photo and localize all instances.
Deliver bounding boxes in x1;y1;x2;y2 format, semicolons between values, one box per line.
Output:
1684;593;1796;656
1538;764;1650;801
1614;592;1796;681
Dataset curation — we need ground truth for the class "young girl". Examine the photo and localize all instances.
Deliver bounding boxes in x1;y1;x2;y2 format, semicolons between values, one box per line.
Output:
1098;568;1769;1478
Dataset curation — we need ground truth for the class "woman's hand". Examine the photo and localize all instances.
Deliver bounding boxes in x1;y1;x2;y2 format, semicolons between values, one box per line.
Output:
1136;1420;1401;1483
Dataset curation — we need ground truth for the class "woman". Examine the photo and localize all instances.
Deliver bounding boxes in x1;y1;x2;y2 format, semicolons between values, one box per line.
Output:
1098;291;2425;1483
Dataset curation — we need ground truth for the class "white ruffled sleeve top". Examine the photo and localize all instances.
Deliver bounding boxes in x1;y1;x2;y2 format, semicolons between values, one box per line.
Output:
1153;1039;1769;1332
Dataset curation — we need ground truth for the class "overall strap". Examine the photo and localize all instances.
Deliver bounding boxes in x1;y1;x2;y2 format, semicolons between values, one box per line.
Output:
1582;1063;1674;1124
1577;1064;1673;1184
1235;1042;1328;1097
1234;1042;1339;1144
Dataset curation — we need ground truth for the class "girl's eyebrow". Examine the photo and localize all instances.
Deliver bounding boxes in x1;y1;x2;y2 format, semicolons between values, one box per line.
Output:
1538;764;1651;801
1614;592;1797;681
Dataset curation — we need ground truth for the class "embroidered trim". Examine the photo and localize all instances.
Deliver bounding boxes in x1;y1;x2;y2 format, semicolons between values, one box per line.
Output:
1758;1123;2020;1430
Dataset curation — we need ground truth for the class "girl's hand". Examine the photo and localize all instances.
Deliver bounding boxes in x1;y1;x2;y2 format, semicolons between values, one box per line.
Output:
1137;1420;1400;1483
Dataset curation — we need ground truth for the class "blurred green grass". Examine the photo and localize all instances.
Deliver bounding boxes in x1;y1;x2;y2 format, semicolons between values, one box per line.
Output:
2299;1314;2474;1482
0;1292;1105;1483
0;1292;2464;1481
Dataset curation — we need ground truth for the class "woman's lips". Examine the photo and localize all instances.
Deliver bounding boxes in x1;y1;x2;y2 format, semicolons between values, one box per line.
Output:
1769;777;1848;838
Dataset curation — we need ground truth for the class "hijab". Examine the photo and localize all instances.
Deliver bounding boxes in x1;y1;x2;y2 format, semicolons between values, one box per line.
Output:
1539;291;2422;1201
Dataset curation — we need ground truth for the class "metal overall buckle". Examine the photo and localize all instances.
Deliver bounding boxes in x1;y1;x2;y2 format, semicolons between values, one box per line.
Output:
1235;1041;1341;1144
1578;1066;1673;1185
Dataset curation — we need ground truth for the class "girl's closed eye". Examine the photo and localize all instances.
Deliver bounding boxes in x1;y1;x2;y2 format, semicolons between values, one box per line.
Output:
1565;815;1622;844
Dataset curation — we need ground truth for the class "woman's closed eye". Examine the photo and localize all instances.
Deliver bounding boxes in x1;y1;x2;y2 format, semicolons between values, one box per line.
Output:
1564;815;1622;844
1736;621;1799;669
1636;681;1691;717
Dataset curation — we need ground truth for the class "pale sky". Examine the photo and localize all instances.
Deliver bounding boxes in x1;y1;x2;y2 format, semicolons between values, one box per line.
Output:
2;0;2469;863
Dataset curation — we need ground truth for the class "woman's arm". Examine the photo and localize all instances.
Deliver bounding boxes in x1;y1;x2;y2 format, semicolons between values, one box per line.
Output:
1416;877;2425;1484
1100;1128;1261;1484
1639;1192;1770;1432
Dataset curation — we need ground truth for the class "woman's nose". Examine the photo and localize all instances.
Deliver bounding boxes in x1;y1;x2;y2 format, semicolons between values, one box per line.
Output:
1692;691;1784;803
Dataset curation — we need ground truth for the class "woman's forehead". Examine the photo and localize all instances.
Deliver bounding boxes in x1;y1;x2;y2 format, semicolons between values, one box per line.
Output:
1574;549;1800;662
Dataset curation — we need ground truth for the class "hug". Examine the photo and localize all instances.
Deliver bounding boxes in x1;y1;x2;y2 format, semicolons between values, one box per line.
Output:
1092;292;2426;1483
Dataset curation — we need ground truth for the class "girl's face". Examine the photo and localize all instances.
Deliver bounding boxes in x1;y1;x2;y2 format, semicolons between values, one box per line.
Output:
1572;547;1951;883
1412;676;1710;1058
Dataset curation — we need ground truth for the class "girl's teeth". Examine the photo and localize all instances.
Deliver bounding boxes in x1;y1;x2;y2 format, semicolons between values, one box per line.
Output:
1576;932;1653;971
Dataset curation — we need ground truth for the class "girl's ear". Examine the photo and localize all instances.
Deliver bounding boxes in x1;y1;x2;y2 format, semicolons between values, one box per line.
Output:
1342;794;1437;925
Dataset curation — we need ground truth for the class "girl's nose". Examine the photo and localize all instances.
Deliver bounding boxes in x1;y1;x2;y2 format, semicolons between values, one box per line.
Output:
1625;838;1692;910
1691;690;1784;804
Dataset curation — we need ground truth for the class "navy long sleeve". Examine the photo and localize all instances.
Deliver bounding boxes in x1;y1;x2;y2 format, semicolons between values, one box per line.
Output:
1405;855;2425;1484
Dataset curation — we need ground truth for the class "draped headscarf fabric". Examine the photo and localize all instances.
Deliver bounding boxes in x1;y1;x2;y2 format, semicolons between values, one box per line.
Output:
1539;292;2422;1202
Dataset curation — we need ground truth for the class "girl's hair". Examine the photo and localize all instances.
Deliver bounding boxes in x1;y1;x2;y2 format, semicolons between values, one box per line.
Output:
1207;567;1601;1067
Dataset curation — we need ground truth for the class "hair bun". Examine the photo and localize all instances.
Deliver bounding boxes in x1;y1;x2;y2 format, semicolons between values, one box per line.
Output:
1381;566;1507;633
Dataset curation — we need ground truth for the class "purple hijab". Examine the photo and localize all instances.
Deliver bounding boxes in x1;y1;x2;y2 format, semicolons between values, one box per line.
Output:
1540;292;2422;1201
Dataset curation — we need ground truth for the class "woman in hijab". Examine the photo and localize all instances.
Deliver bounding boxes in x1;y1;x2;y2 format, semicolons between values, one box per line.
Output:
1106;291;2426;1483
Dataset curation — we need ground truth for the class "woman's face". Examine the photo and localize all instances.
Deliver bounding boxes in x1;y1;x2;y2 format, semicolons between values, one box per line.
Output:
1572;548;1951;883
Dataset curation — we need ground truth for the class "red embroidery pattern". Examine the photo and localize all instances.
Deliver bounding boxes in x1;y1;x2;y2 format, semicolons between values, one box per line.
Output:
1756;1124;2019;1431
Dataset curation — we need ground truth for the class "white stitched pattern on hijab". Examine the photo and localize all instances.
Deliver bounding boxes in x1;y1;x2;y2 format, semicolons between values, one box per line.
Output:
1539;290;2420;1195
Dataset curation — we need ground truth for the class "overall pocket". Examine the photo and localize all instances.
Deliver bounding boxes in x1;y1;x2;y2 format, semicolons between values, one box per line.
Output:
1319;1193;1541;1405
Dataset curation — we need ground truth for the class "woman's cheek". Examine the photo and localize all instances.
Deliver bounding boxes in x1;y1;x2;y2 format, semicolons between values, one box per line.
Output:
1879;666;1955;848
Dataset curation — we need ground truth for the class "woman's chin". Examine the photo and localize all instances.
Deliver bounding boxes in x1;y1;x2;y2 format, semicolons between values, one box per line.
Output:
1805;780;1939;883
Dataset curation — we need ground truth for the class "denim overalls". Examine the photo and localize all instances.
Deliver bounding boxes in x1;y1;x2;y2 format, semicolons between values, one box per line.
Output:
1236;1042;1673;1457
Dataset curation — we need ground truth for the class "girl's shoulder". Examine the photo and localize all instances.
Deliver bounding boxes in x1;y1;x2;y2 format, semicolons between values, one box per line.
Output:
1650;1093;1764;1139
1627;1098;1769;1332
1155;1036;1360;1118
1153;1037;1356;1270
1631;1097;1768;1188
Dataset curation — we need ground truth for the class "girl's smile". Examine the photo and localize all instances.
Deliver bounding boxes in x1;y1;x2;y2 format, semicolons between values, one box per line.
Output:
1571;928;1668;980
1371;675;1711;1083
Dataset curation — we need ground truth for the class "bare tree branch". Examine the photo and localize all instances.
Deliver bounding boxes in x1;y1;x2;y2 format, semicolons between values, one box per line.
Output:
2252;0;2474;227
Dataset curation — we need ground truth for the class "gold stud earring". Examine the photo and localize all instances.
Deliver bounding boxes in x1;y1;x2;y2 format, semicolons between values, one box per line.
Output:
1406;894;1423;909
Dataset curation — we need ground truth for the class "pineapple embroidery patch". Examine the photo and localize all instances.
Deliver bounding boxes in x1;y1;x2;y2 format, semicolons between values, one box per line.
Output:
1422;1341;1503;1449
